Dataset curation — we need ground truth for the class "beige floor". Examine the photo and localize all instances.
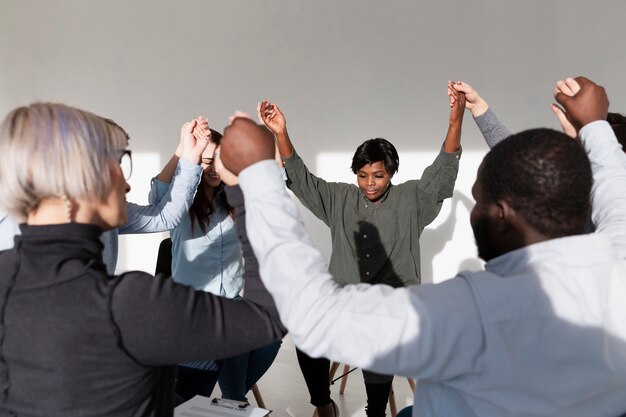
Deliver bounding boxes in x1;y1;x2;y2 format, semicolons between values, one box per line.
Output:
211;335;415;417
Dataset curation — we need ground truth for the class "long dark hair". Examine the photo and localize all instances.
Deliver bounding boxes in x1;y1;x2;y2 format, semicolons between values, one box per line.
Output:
188;129;233;235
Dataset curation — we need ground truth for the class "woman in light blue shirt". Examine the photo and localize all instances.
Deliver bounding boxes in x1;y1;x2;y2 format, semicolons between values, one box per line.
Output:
150;122;279;404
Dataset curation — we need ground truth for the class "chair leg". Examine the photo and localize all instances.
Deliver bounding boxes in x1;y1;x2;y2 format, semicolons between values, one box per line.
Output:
388;386;397;417
251;384;265;409
339;364;350;395
329;361;340;383
406;378;416;394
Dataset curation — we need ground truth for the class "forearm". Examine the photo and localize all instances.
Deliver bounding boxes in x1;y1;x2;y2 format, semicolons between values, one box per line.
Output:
112;272;286;366
224;185;279;316
156;153;181;184
579;121;626;254
120;160;201;234
443;122;462;153
275;130;294;159
474;108;512;149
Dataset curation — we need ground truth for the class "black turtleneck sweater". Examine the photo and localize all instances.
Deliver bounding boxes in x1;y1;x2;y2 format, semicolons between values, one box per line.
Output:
0;186;285;417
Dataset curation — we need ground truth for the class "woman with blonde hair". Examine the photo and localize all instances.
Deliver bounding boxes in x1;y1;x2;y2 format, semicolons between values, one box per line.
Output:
0;102;285;416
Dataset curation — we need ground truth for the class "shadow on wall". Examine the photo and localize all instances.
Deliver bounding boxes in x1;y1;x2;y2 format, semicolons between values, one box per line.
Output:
419;191;482;284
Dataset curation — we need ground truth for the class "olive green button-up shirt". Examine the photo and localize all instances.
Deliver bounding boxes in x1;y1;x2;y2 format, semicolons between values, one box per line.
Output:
284;146;461;287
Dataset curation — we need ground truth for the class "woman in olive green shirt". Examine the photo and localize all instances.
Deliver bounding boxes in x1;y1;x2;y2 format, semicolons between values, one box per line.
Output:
259;88;465;417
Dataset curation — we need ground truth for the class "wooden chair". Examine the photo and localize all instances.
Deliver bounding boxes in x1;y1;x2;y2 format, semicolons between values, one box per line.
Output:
155;238;267;410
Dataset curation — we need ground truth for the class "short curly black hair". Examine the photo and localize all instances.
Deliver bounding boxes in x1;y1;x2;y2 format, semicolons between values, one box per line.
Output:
479;128;592;238
607;112;626;151
350;138;399;175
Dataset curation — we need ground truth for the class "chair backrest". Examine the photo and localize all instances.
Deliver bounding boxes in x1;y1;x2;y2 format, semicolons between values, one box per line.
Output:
155;237;173;276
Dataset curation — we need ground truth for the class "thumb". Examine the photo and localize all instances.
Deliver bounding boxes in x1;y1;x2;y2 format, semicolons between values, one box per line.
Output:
554;91;573;110
550;103;577;138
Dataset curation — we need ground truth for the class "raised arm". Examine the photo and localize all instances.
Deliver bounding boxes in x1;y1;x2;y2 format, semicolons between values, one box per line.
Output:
443;84;465;153
451;81;512;148
555;77;626;255
219;118;483;378
156;117;209;183
111;265;286;366
258;100;293;159
258;100;341;226
121;119;208;234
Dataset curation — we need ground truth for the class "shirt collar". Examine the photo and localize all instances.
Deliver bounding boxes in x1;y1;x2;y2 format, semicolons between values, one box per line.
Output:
485;233;613;276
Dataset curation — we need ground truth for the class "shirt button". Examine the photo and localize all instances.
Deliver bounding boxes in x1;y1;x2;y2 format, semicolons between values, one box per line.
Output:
365;272;370;276
363;234;367;238
366;253;370;258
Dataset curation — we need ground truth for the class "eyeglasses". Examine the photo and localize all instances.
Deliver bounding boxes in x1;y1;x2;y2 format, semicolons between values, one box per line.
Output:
118;150;133;180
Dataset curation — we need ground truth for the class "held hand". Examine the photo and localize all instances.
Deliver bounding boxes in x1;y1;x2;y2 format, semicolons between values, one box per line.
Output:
449;81;489;117
258;100;287;135
228;110;253;124
180;118;210;164
449;86;466;126
221;117;276;175
213;145;239;186
554;76;609;132
550;78;579;138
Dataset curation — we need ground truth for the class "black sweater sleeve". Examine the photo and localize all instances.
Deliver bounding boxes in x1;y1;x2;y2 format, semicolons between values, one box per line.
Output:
224;185;282;315
109;187;286;366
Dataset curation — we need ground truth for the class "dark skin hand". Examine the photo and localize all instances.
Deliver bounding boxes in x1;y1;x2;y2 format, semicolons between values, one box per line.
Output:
444;83;466;153
220;117;276;176
555;76;609;132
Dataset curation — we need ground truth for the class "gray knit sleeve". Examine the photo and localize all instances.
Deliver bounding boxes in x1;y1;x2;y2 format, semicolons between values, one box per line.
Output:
474;108;512;149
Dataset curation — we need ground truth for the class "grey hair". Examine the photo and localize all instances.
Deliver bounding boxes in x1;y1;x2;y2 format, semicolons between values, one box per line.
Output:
0;103;128;222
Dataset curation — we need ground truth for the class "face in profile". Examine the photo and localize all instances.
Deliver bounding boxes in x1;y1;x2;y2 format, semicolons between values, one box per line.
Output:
97;154;131;230
201;142;222;188
356;161;392;203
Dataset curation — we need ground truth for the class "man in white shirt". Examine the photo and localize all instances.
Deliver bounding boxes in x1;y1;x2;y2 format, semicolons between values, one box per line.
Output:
218;77;626;417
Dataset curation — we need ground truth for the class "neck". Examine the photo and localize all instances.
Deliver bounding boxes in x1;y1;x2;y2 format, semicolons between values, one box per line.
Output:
27;197;72;225
27;196;102;227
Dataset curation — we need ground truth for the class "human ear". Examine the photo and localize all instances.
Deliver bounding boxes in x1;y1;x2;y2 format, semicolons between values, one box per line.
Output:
494;199;515;232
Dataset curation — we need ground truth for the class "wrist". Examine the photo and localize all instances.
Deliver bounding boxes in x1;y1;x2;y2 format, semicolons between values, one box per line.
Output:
180;150;201;165
470;100;489;118
275;129;289;140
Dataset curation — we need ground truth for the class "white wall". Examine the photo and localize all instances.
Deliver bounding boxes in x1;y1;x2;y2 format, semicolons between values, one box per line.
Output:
1;1;625;280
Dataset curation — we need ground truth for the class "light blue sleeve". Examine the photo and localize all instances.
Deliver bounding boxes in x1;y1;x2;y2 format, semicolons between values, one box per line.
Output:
119;158;201;234
0;215;21;251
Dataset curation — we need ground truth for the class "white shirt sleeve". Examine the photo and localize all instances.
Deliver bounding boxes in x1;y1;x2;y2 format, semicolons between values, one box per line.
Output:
579;120;626;257
240;160;484;379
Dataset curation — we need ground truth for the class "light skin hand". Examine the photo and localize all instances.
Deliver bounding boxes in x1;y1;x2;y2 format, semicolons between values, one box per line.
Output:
228;110;253;124
180;118;210;164
450;81;489;117
551;78;580;138
554;76;609;132
213;145;239;186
